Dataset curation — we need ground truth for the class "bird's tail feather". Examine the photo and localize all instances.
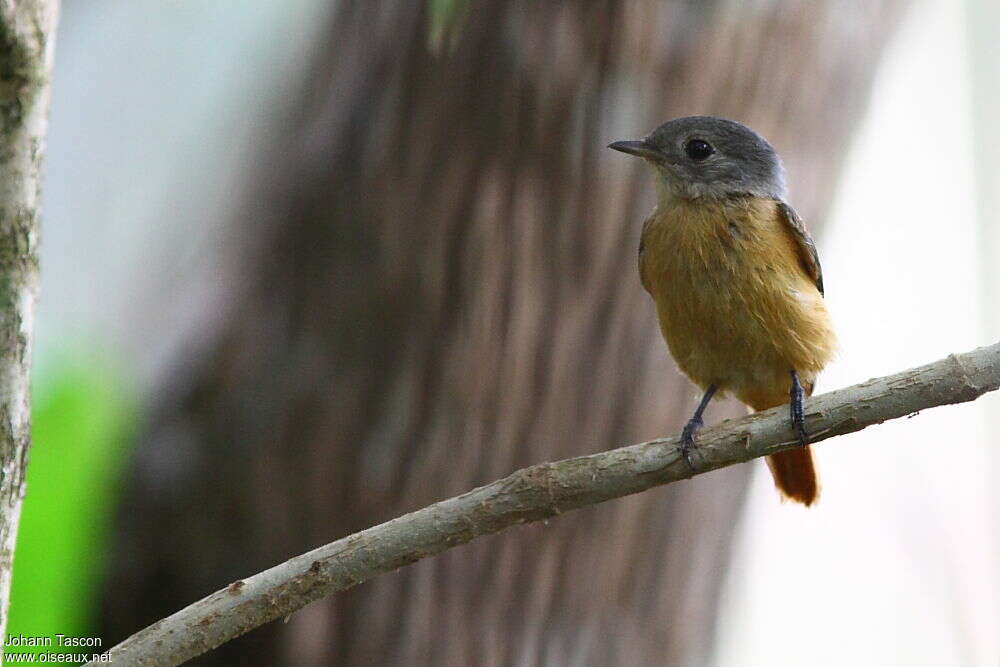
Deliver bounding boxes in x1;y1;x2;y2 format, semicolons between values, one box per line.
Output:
766;447;819;506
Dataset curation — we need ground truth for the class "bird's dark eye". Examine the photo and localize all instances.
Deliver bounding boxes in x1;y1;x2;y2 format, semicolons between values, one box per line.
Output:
684;139;714;161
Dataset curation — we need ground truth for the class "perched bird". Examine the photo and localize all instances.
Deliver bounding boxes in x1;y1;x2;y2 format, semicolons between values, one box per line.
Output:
609;116;836;506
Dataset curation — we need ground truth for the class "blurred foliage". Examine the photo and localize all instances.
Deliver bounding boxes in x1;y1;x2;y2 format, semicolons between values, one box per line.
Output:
5;353;135;661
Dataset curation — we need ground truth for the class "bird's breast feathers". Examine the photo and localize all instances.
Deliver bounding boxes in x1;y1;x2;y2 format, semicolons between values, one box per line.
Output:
639;196;836;405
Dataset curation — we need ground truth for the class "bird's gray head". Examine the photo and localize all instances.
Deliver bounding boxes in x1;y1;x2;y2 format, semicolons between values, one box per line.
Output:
608;116;786;201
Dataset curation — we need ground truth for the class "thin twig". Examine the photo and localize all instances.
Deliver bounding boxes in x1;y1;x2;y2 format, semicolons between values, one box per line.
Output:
90;341;1000;667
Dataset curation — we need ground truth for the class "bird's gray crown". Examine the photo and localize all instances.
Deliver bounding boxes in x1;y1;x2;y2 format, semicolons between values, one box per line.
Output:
612;116;786;200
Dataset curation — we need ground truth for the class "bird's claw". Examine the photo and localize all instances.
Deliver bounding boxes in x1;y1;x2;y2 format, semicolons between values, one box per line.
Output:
680;417;703;470
792;416;809;447
789;370;809;447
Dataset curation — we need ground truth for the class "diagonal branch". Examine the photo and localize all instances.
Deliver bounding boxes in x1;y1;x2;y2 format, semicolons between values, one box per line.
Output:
91;342;1000;667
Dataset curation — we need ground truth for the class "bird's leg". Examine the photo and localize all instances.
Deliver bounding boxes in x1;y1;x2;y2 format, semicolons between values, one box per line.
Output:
789;370;809;446
680;384;717;469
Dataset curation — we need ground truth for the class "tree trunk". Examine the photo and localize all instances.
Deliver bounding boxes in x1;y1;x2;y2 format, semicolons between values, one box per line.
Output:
0;0;58;655
101;1;906;664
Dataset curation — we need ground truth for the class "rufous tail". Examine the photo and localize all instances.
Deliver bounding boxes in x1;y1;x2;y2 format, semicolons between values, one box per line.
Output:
766;447;818;506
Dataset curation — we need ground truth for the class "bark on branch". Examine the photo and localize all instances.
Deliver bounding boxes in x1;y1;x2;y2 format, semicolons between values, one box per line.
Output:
0;0;58;655
93;341;1000;667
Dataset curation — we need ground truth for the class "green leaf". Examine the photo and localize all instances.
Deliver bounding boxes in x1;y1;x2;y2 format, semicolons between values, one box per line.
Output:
6;354;135;661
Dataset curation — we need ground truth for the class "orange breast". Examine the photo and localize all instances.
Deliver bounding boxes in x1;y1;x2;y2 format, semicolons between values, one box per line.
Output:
639;196;836;410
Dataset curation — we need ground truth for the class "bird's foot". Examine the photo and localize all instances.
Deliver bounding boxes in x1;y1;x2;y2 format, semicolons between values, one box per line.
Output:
789;370;809;446
680;416;703;470
791;408;809;447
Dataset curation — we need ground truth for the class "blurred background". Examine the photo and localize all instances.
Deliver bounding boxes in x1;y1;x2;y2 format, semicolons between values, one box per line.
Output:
9;0;1000;664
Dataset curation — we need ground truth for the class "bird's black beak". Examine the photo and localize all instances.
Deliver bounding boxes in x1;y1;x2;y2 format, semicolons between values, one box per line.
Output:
608;139;665;162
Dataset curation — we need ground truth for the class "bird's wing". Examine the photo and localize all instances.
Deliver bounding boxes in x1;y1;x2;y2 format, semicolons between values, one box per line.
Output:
776;201;824;297
638;211;656;294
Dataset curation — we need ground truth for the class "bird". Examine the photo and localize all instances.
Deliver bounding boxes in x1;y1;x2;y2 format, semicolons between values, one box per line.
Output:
609;116;836;506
